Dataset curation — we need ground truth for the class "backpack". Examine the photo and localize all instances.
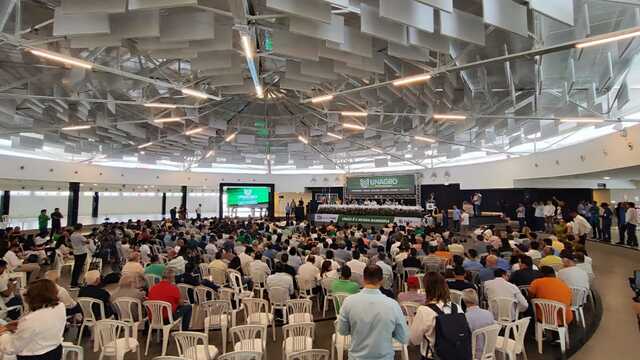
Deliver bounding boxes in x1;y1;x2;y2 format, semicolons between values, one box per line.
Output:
426;303;472;360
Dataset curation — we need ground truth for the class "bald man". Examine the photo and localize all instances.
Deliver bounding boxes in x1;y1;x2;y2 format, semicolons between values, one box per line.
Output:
478;255;498;282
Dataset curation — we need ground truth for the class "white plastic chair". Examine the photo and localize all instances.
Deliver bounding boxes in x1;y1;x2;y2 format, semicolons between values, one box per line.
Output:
113;297;146;341
570;287;589;328
145;274;161;288
230;325;267;355
286;349;329;360
229;270;254;308
178;284;196;305
392;339;409;360
8;271;27;290
173;331;219;360
218;288;243;328
287;299;313;324
320;277;336;318
199;263;211;280
488;297;519;326
402;268;421;292
296;276;318;310
496;317;530;360
218;351;262;360
332;293;350;314
400;302;420;327
243;298;275;341
250;268;268;299
282;323;315;360
95;320;141;360
195;286;216;305
269;286;291;326
153;357;186;360
77;297;108;347
143;300;182;356
330;320;351;360
62;343;84;360
210;268;228;287
449;290;464;308
532;299;570;354
0;296;22;321
202;300;232;354
471;323;500;360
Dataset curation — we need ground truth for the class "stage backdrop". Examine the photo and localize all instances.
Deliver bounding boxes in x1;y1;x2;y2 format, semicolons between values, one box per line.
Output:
346;174;416;196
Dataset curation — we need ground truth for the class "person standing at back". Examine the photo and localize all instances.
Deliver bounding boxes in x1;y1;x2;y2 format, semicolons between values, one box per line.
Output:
37;209;49;238
50;208;63;237
615;202;626;245
337;265;408;360
69;223;89;289
625;202;638;247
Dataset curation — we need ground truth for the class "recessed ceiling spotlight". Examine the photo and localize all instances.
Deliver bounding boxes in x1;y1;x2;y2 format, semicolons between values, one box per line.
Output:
603;176;611;180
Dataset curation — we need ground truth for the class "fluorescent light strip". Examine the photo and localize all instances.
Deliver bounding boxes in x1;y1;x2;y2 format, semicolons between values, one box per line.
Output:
225;131;238;142
327;132;343;139
144;103;177;109
414;136;436;143
61;125;91;131
341;111;368;117
371;148;384;153
298;135;308;144
241;35;254;58
185;127;204;135
256;84;264;98
138;142;153;149
343;123;366;130
576;30;640;48
181;88;209;99
310;94;334;103
392;73;432;86
153;117;183;123
559;118;605;123
29;49;93;69
206;150;215;158
433;114;467;120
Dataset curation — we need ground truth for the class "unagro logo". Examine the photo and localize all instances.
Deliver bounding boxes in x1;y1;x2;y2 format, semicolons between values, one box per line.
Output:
243;189;252;196
360;178;370;188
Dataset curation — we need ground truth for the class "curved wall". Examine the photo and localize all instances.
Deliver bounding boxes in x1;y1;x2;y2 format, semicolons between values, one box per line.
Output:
0;125;637;190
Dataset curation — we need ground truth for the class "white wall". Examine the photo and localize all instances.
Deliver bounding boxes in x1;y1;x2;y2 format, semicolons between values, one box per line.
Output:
10;194;68;219
610;189;640;203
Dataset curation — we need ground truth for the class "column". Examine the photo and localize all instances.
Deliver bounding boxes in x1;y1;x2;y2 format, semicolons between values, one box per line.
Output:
161;192;167;215
67;182;80;226
91;192;99;218
181;185;187;210
0;190;10;216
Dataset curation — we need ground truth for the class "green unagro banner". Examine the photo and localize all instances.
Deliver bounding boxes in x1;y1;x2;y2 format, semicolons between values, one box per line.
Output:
337;215;394;224
346;175;416;195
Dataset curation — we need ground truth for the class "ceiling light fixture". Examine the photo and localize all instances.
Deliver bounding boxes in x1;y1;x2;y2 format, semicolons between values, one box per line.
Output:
181;88;209;99
143;103;177;109
371;148;384;153
241;34;254;58
153;117;183;123
256;84;264;99
206;150;215;158
392;73;432;86
433;114;467;120
138;142;153;149
28;49;93;69
559;117;605;123
327;132;343;139
298;135;308;144
341;111;368;117
185;127;204;135
576;30;640;48
310;94;334;103
343;123;366;130
61;125;91;131
414;135;436;143
225;131;238;142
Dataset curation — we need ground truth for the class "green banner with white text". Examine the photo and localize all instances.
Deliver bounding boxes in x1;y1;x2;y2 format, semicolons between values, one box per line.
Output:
346;175;416;195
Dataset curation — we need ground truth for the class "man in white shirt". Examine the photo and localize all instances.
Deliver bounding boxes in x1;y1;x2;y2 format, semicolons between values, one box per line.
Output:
195;203;202;220
543;201;556;232
574;252;594;282
139;242;152;264
69;223;89;288
558;250;590;289
0;260;22;319
570;211;593;244
534;202;545;232
345;251;366;275
298;256;321;284
266;264;295;295
45;270;80;316
249;252;271;281
166;249;187;276
205;238;218;257
483;269;529;313
526;241;542;261
625;202;638;247
3;243;40;283
375;253;393;289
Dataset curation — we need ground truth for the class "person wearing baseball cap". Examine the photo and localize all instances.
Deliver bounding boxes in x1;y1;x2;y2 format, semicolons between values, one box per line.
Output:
398;276;426;304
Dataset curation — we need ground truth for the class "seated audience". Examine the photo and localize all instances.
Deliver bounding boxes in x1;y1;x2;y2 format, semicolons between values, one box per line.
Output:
298;255;320;284
346;251;366;274
331;265;360;295
478;255;499;282
0;260;22;319
402;248;422;269
484;269;528;313
529;266;573;325
397;276;426;304
78;270;114;319
557;250;590;289
463;249;484;272
463;288;495;359
44;270;80;317
539;246;562;268
144;254;166;278
147;268;192;330
249;252;271;280
267;263;295;296
447;266;476;291
3;242;40;282
509;255;542;286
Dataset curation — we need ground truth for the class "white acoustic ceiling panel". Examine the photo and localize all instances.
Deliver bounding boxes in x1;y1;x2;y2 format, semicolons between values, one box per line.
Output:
191;51;233;70
334;61;371;78
482;0;528;38
289;14;344;43
136;38;188;50
440;9;485;46
266;0;332;23
388;42;429;61
69;35;122;48
280;77;317;92
379;0;434;33
159;10;215;42
529;0;574;26
288;142;305;152
319;44;363;65
326;26;373;58
110;10;160;38
129;0;197;10
236;134;256;144
301;59;338;80
209;74;245;87
271;30;320;61
285;61;326;83
360;3;408;45
151;48;197;58
188;25;233;51
416;0;452;12
347;54;384;74
53;8;110;36
61;0;126;14
199;61;242;76
374;158;389;168
408;27;450;54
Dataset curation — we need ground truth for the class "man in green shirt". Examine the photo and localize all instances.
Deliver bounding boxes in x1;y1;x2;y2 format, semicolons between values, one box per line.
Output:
144;254;166;278
38;209;49;235
331;265;361;301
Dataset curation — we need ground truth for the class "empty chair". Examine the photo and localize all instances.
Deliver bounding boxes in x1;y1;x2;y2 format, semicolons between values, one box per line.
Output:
143;300;182;356
296;276;319;310
321;277;335;318
230;325;267;355
471;323;500;360
178;284;196;305
218;288;243;328
229;270;254;308
449;290;464;308
570;287;589;328
202;300;232;354
330;320;351;360
113;297;146;340
532;299;570;354
495;317;530;360
95;320;141;360
243;298;275;341
218;351;262;360
173;331;219;360
488;297;519;326
287;299;313;324
269;286;291;327
77;297;108;347
286;349;329;360
194;286;216;305
250;268;268;299
282;323;315;360
62;343;84;360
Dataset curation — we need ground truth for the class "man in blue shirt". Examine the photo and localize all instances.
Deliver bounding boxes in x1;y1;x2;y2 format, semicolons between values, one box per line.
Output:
338;265;409;360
